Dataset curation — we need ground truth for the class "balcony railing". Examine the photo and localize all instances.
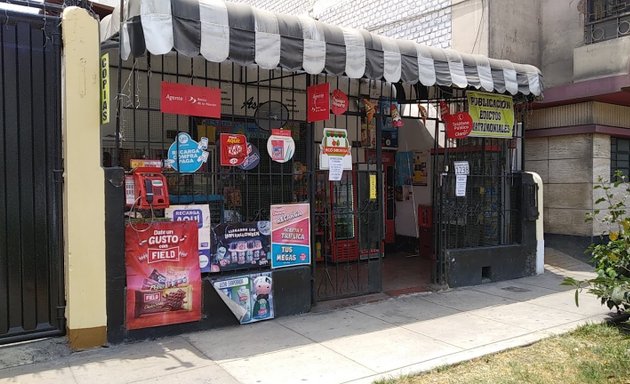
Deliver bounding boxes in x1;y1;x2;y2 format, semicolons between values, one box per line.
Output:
584;7;630;44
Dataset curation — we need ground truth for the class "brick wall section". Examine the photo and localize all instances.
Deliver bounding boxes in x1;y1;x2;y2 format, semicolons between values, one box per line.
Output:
230;0;452;48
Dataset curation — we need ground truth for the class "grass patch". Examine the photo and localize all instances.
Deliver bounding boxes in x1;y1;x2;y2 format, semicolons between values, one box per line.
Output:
375;322;630;384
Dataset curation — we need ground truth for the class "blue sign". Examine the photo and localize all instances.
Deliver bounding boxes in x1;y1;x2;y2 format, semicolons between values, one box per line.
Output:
167;132;208;173
172;209;204;228
239;143;260;171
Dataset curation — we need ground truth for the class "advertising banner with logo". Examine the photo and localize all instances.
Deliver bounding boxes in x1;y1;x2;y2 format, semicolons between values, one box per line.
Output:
212;272;274;324
210;221;271;273
466;91;515;138
266;129;295;163
307;83;330;122
219;133;248;166
270;203;311;269
166;132;210;173
125;221;201;330
161;82;221;118
165;205;212;273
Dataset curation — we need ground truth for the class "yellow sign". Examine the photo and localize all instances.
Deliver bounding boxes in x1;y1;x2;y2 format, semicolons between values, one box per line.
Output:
466;91;514;138
100;53;110;124
369;174;377;200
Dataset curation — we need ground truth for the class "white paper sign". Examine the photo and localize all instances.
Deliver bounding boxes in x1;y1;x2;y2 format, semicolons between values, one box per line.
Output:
456;174;467;197
454;161;470;175
328;156;344;181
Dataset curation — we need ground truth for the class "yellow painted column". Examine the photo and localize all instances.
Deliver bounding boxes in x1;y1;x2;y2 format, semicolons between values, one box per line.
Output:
62;7;107;349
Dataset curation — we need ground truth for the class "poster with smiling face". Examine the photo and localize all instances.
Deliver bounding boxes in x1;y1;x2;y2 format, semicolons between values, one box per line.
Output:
124;221;201;330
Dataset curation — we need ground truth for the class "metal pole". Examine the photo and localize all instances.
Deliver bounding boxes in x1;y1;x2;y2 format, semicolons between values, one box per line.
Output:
113;0;124;167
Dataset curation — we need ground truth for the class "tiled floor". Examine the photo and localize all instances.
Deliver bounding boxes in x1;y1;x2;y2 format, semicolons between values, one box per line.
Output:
382;251;433;295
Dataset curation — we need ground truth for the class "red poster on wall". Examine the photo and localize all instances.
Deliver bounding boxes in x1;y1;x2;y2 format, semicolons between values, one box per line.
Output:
125;221;201;330
161;81;221;118
307;83;330;122
220;133;248;166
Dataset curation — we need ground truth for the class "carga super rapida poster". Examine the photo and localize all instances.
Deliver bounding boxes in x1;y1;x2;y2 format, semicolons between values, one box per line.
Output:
270;203;311;269
125;221;201;330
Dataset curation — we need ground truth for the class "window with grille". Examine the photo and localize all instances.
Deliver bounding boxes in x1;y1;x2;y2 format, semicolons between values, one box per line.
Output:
611;137;630;179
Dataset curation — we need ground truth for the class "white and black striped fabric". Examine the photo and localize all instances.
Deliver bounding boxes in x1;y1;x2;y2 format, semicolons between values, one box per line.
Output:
100;0;543;96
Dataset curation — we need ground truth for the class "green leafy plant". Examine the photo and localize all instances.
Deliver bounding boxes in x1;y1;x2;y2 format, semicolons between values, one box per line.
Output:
562;170;630;314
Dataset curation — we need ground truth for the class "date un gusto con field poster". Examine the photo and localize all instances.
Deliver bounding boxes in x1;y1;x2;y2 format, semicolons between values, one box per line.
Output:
125;221;202;330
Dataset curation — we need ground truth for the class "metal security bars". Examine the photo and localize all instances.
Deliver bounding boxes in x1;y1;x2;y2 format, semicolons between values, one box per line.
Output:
102;51;386;300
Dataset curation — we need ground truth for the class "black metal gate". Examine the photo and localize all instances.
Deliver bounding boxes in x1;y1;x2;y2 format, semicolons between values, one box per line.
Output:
0;9;65;344
312;77;384;301
433;125;523;285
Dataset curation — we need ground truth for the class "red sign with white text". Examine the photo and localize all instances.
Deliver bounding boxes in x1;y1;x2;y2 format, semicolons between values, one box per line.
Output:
331;89;349;115
307;83;330;122
220;133;247;166
446;112;474;139
161;82;221;118
125;221;201;330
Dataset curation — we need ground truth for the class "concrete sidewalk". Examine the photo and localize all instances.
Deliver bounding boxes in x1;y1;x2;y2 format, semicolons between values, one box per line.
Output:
0;249;611;384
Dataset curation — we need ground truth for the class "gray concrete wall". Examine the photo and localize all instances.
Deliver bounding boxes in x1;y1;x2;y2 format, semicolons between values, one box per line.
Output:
540;0;583;87
525;134;596;236
451;0;488;55
487;0;541;68
574;36;630;81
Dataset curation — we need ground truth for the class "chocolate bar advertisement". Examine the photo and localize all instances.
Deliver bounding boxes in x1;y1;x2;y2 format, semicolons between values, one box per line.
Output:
212;272;274;324
125;221;202;330
209;221;271;273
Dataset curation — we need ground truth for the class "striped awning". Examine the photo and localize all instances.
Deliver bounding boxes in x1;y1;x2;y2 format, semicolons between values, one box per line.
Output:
100;0;543;96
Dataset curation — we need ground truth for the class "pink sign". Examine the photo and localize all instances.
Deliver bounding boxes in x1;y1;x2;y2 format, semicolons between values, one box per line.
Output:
270;203;311;269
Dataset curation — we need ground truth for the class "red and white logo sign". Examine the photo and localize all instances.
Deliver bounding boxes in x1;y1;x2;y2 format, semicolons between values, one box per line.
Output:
446;112;474;139
331;89;348;115
161;82;221;118
220;133;247;166
307;83;330;122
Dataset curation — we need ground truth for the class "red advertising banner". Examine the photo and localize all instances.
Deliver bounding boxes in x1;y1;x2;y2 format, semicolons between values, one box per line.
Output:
331;89;348;115
161;81;221;118
125;221;201;330
307;83;330;122
220;133;247;166
446;112;473;139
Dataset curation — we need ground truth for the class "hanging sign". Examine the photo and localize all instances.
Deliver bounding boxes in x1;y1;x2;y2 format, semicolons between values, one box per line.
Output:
270;203;311;269
266;129;295;163
166;132;209;173
100;53;110;124
161;82;221;118
213;272;274;324
210;221;271;273
328;156;344;181
124;221;202;330
466;91;515;138
456;175;467;197
453;161;470;175
319;128;352;171
446;112;473;139
220;133;247;166
307;83;330;122
238;143;261;170
165;204;212;273
331;89;349;115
